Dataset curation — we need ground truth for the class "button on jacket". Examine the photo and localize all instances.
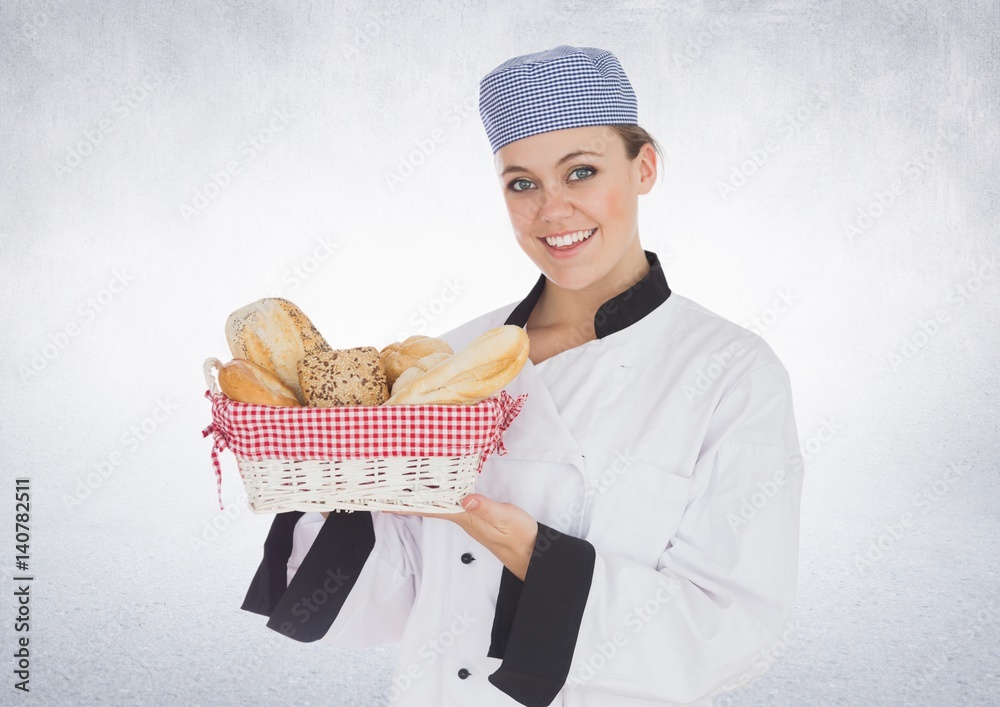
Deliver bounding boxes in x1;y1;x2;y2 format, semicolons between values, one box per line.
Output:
240;250;804;706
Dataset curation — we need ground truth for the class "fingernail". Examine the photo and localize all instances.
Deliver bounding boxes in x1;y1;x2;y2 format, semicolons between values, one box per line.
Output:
462;497;479;510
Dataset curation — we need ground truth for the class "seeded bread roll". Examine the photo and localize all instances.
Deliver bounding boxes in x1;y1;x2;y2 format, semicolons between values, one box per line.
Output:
226;298;331;404
298;347;389;407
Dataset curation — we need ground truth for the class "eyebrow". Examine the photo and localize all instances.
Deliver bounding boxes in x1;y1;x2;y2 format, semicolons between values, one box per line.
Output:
499;150;603;178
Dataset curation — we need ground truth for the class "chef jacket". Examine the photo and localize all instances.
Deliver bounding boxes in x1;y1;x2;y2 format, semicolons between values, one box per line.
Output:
240;250;804;706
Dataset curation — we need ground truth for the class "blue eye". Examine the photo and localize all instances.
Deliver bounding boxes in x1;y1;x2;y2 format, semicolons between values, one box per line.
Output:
506;166;596;193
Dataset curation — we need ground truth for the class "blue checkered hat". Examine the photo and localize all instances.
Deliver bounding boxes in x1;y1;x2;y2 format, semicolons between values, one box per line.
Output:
478;45;638;154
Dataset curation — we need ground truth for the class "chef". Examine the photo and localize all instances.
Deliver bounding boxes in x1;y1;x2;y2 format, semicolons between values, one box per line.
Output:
240;45;804;706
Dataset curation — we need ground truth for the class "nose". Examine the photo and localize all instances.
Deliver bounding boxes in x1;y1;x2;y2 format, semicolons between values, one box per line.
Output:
537;183;574;223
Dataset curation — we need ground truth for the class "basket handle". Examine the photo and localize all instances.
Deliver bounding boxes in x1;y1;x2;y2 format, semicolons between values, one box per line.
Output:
203;357;222;395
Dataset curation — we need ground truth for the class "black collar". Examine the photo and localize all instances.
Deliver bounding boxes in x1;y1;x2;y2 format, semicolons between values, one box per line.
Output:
503;250;671;339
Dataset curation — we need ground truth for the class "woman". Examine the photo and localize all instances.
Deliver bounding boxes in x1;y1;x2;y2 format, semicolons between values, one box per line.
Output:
240;45;803;706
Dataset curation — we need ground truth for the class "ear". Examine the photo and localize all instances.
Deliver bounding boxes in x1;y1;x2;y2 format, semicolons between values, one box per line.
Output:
636;142;658;196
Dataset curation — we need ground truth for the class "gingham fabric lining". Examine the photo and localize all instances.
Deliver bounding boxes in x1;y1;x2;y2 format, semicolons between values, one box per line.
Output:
201;389;527;509
479;45;639;153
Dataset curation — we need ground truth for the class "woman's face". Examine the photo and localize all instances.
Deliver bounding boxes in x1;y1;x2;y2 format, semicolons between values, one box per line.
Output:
494;125;657;293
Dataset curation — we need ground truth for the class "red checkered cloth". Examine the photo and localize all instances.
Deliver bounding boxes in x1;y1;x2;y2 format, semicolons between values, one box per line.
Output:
201;389;528;509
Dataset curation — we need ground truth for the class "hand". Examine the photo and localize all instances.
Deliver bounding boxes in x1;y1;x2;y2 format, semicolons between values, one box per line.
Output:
383;494;539;581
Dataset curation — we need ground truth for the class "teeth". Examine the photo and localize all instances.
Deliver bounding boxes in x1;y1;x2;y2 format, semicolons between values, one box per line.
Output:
545;228;595;248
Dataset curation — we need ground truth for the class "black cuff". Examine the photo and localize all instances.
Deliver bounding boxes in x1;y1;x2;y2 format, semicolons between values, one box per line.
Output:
487;522;596;707
488;565;523;659
240;511;304;616
241;510;376;643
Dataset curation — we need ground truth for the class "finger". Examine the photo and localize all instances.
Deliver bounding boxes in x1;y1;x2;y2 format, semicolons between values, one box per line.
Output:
460;495;505;529
460;494;484;512
383;508;457;521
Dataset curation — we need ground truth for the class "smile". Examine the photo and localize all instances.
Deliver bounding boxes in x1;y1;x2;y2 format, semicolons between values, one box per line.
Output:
544;228;596;248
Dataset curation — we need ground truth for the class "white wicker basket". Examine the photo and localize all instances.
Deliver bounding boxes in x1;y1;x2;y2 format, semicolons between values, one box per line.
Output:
202;357;525;515
233;455;482;514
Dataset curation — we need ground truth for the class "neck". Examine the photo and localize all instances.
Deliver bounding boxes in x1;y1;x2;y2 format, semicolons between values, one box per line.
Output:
531;242;651;336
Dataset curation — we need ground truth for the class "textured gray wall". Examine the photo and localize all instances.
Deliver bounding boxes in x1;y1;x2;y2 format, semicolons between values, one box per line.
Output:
1;1;998;705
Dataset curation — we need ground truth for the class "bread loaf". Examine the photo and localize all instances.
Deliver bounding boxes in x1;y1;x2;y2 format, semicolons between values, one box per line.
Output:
298;347;389;406
379;336;454;388
389;351;452;398
383;325;529;405
211;357;301;407
226;298;331;403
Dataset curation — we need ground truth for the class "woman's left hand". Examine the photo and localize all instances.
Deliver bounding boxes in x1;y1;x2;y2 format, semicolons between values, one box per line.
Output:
385;494;538;581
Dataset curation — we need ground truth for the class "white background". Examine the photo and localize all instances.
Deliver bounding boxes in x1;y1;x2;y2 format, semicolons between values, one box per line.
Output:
1;1;998;705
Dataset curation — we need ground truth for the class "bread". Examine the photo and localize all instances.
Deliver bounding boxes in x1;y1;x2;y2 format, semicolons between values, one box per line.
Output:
226;298;331;403
383;325;529;405
379;336;454;388
211;357;301;407
298;347;389;406
389;351;453;398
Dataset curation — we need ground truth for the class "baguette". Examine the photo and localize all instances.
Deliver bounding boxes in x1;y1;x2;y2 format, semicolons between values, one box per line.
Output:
226;298;331;403
383;325;528;405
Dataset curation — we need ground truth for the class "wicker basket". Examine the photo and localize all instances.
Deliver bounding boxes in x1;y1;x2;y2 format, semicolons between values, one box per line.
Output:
201;357;527;514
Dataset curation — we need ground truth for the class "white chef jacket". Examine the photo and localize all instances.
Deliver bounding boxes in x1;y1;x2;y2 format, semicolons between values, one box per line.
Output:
240;250;804;706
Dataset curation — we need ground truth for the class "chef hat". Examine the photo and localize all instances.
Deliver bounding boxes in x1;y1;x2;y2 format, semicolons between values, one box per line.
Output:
478;44;639;154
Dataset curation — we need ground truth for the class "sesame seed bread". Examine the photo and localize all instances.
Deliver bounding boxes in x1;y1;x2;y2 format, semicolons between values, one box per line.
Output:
297;347;390;407
225;298;332;404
